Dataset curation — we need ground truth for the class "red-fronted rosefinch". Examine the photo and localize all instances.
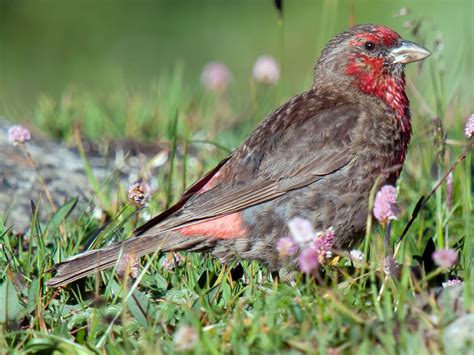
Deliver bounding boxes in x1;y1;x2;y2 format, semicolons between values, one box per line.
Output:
48;24;430;287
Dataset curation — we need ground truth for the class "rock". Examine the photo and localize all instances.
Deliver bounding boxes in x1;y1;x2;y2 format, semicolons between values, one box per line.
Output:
0;119;168;233
443;314;474;354
436;283;465;317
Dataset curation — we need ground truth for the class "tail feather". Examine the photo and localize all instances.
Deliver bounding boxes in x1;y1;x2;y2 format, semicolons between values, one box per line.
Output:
46;232;207;287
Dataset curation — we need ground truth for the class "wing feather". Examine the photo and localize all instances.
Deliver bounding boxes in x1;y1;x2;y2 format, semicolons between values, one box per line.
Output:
137;97;360;237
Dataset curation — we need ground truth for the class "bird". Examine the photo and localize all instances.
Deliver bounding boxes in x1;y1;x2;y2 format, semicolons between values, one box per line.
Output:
47;24;431;287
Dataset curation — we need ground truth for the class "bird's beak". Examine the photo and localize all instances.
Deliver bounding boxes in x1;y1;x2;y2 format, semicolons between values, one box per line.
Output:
389;40;431;64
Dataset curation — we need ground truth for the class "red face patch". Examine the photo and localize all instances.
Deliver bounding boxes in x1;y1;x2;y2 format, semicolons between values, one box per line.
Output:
345;25;408;132
351;26;400;47
345;23;410;137
373;25;401;46
345;54;409;129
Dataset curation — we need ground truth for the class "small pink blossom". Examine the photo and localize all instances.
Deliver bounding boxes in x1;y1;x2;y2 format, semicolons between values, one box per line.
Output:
117;253;139;278
287;218;335;271
162;252;184;271
276;236;298;257
296;227;335;272
442;279;463;288
465;114;474;138
8;125;31;146
201;61;232;92
288;217;315;246
373;185;400;224
432;249;458;268
252;55;280;85
299;247;319;273
127;181;151;207
350;249;364;263
313;228;335;262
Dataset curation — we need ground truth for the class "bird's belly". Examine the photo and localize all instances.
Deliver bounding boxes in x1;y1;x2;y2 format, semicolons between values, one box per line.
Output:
240;172;371;254
220;159;398;268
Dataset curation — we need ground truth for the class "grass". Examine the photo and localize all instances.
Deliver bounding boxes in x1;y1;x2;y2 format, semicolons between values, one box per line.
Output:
1;9;473;355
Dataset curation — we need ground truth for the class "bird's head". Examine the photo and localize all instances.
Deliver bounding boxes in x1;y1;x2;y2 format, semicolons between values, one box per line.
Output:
314;24;431;129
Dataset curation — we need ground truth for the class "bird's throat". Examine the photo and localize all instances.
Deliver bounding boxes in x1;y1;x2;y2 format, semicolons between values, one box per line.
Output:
346;54;412;175
346;55;411;135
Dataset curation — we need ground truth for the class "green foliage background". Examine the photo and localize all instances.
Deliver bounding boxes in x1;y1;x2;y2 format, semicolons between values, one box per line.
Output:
0;1;473;353
0;0;472;120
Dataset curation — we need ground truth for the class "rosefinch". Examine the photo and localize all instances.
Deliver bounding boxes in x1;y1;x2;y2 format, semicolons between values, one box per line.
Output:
48;24;430;287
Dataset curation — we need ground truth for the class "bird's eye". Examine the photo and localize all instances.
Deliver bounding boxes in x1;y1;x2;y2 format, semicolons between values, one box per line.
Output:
364;41;376;51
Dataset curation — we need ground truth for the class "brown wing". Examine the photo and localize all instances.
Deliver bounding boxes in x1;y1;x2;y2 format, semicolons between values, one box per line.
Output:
46;95;361;287
136;92;361;236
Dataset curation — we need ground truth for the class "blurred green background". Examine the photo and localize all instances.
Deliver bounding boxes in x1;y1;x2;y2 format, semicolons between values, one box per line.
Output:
0;0;472;123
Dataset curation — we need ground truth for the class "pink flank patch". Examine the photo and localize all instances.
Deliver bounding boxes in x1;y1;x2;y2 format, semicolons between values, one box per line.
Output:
177;212;247;239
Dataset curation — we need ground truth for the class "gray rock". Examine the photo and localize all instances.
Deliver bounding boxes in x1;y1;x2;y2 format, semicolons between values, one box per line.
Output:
443;314;474;355
437;283;465;317
0;119;168;233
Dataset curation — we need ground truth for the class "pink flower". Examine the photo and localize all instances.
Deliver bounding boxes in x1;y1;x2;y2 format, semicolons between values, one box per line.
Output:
288;217;315;246
350;249;364;262
201;62;232;92
442;279;463;288
127;181;151;207
432;249;458;268
117;253;139;278
276;237;298;257
465;114;474;138
299;247;319;273
373;185;400;224
297;227;335;272
313;228;335;262
252;55;280;85
287;218;335;269
162;252;184;271
8;125;31;146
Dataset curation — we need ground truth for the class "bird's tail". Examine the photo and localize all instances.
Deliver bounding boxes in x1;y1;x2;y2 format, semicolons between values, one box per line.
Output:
46;232;209;287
